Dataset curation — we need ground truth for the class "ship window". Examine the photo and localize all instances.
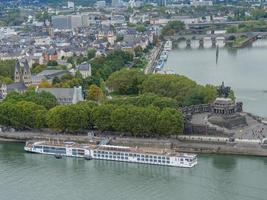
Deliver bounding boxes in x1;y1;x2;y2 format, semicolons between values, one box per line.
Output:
125;153;128;156
125;157;128;160
101;154;104;157
145;159;148;161
167;161;170;164
167;157;170;160
141;158;144;161
129;154;132;157
137;158;140;161
105;155;108;158
162;157;165;160
185;159;189;162
141;155;144;157
159;160;161;163
133;154;136;157
137;154;140;157
150;159;153;162
113;156;116;158
180;158;184;161
154;160;157;162
145;155;148;158
149;156;152;158
109;155;112;158
154;156;157;159
162;161;165;163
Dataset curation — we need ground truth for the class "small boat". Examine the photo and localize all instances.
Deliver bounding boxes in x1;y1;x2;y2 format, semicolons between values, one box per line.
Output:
55;154;62;159
160;51;168;61
155;59;164;70
164;40;172;51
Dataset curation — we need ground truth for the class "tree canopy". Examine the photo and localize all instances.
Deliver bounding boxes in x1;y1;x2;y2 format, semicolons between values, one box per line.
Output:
106;68;145;95
161;20;185;36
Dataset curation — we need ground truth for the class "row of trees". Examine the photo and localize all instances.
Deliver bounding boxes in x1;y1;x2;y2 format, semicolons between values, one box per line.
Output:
226;21;267;33
0;98;184;136
0;60;16;81
4;90;58;109
106;68;219;106
107;93;178;110
161;20;185;36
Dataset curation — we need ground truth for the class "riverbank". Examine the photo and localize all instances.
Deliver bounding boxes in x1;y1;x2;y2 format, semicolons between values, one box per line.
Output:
1;131;267;157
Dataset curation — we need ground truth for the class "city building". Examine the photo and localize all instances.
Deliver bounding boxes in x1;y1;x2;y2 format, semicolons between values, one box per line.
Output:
96;0;106;7
75;63;92;78
68;1;75;9
52;15;82;30
36;86;84;105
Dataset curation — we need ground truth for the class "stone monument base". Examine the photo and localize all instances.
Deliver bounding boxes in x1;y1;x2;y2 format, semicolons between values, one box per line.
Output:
208;114;247;129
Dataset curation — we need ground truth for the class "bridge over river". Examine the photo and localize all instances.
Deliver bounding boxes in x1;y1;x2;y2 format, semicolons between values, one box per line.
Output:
165;32;267;48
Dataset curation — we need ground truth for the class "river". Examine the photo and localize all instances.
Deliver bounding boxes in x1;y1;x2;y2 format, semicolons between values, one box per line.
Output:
165;39;267;117
2;40;267;200
0;142;267;200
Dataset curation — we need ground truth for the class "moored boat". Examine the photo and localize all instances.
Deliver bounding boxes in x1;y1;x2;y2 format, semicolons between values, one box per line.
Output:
164;40;172;51
24;141;197;168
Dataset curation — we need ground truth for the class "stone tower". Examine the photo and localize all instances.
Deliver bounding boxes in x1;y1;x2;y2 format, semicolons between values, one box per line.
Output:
14;59;32;87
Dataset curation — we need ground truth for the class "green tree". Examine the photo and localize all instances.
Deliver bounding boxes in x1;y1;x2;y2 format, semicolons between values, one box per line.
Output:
161;20;185;36
0;76;13;84
87;48;96;60
86;84;105;102
16;101;47;129
156;108;184;136
141;74;197;105
4;90;58;109
136;24;146;33
47;60;58;66
134;45;143;57
0;60;16;79
106;68;145;95
92;104;116;131
46;104;90;133
0;102;23;129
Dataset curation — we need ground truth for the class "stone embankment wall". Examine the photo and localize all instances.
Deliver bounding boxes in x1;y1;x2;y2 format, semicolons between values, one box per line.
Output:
1;131;267;157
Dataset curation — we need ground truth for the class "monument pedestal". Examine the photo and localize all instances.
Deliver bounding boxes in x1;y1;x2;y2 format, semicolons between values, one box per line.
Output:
208;97;247;129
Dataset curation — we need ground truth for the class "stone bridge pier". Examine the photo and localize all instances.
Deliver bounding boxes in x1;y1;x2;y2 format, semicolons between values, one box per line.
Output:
211;38;217;48
186;39;191;48
199;38;204;48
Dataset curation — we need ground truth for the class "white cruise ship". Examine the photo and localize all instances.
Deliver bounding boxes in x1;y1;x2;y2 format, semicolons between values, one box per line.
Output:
164;40;172;51
24;141;197;168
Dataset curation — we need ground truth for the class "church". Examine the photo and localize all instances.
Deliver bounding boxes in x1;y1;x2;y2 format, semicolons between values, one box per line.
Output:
14;58;32;86
0;59;31;100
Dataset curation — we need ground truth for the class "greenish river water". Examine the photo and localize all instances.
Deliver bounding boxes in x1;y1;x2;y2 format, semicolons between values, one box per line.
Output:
1;142;267;200
165;39;267;117
2;40;267;200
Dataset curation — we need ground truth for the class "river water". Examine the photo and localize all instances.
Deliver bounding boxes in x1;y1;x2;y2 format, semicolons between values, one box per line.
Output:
0;142;267;200
165;39;267;117
2;40;267;200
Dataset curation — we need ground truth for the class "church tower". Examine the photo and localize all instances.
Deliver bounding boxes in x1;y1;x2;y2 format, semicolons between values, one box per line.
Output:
14;59;32;87
22;59;32;87
14;59;22;83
